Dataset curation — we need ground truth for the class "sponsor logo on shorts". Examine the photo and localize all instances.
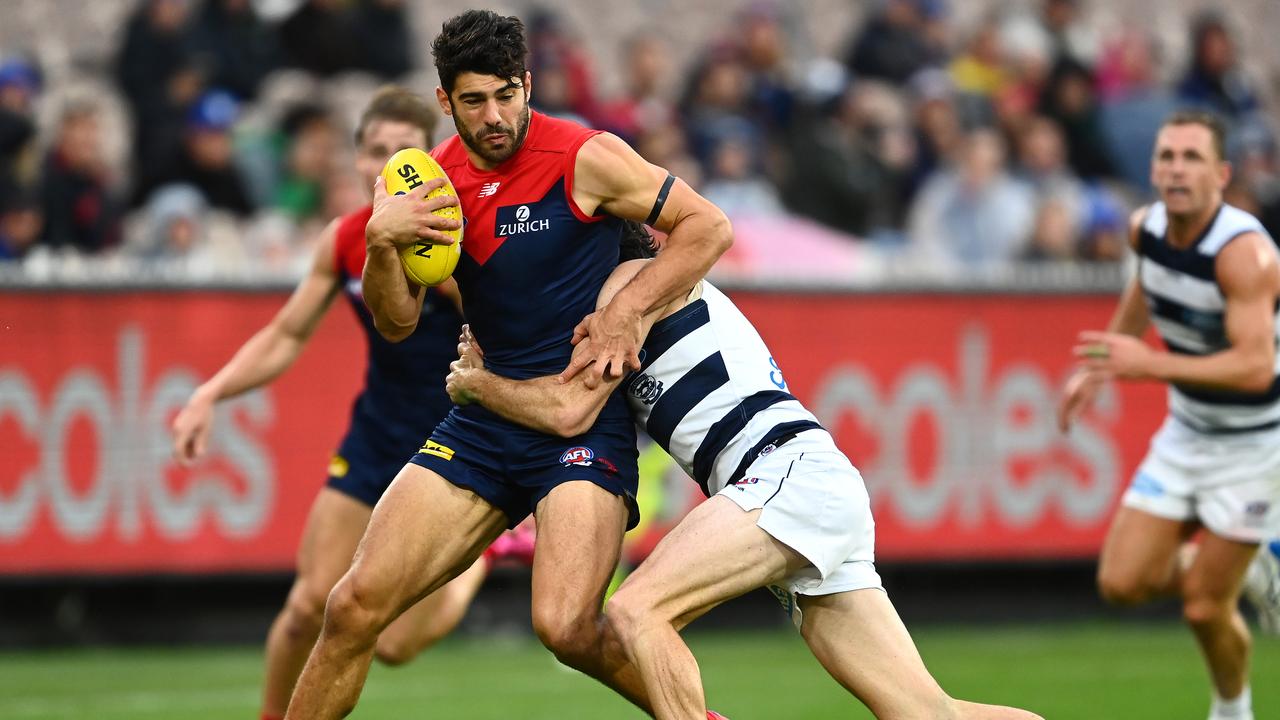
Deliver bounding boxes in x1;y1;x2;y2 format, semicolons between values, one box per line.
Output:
758;443;778;458
560;446;595;465
1131;472;1164;497
1245;501;1271;527
420;440;454;461
559;446;619;474
328;454;349;478
732;477;760;490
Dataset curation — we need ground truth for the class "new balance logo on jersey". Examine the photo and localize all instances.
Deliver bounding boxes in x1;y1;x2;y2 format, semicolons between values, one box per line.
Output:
496;204;551;237
626;372;664;405
478;182;500;198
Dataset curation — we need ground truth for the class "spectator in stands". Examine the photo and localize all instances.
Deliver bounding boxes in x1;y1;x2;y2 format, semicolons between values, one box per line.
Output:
783;81;912;237
1040;0;1099;68
1014;116;1086;232
529;57;589;126
277;0;364;78
1024;198;1078;261
190;0;280;101
1177;13;1261;121
0;58;39;193
355;0;413;79
905;69;962;202
40;102;124;254
598;31;675;143
736;2;795;134
117;0;200;169
133;90;254;216
527;7;599;123
845;0;945;85
702;133;785;219
908;128;1035;268
1078;185;1128;262
273;103;340;226
681;45;766;174
1038;58;1115;179
1096;31;1178;191
0;185;41;261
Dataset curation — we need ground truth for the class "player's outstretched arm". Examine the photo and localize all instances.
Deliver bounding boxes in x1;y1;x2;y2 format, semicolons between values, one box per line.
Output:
451;260;683;436
1076;231;1279;392
362;175;459;341
1059;210;1152;432
561;133;731;387
448;332;617;437
172;221;344;463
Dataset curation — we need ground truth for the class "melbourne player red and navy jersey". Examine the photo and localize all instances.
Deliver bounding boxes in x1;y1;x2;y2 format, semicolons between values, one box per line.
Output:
333;206;463;451
432;111;625;381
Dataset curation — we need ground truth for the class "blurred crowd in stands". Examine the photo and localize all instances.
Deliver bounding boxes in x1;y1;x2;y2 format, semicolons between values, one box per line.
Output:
0;0;1277;280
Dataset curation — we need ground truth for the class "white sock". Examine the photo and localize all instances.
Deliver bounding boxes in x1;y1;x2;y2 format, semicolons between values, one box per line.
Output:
1209;685;1253;720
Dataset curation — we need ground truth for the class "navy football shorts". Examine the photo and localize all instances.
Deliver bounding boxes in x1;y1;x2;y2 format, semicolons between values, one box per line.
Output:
409;406;639;529
325;419;419;507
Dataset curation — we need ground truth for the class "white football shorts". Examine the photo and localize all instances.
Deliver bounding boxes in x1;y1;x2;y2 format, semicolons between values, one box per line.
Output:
1123;416;1280;543
717;428;882;601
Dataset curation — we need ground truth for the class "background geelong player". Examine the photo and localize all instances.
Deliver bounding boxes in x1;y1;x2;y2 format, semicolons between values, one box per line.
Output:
170;87;511;720
446;224;1042;720
1059;110;1280;720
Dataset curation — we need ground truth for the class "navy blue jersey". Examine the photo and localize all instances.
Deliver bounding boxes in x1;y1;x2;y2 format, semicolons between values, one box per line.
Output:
333;205;463;456
432;111;631;427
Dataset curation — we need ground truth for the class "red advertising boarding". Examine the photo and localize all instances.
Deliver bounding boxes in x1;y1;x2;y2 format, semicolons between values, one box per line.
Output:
0;289;1165;574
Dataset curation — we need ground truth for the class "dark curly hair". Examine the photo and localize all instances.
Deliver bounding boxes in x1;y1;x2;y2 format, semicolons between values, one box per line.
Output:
431;10;528;96
618;221;659;262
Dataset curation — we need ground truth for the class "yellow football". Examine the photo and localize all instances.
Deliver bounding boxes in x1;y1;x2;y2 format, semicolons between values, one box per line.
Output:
381;147;463;286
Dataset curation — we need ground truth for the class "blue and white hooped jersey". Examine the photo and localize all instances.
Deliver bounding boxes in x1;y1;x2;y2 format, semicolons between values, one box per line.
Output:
623;282;824;495
1138;201;1280;433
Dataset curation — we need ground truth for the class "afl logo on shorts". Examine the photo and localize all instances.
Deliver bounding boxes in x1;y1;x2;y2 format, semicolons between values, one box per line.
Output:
560;446;595;465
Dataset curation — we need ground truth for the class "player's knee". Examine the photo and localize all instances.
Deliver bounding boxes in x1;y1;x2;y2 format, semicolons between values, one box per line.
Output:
323;577;385;639
532;605;600;666
281;582;330;639
373;636;422;667
1096;569;1153;606
1182;594;1234;628
603;588;660;641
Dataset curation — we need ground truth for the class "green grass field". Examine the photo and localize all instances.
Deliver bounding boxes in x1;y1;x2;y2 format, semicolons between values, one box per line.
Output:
1;621;1276;719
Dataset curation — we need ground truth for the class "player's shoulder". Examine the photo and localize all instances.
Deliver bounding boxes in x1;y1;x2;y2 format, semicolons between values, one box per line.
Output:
524;111;602;155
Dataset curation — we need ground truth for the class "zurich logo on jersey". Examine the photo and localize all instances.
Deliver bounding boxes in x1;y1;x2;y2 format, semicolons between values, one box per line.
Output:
496;202;551;237
560;446;595;465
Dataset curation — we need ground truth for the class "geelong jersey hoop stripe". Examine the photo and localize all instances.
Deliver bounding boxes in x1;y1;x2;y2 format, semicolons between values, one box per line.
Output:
624;282;827;495
1138;201;1280;433
646;352;730;448
639;300;711;372
691;389;795;488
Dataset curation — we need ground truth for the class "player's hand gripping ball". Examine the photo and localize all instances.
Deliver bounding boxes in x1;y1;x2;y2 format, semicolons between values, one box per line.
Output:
381;148;463;286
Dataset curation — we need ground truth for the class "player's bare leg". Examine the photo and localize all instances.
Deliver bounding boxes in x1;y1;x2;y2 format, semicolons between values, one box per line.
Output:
1096;507;1196;605
262;489;369;718
284;466;508;719
606;497;1042;720
605;496;802;719
798;589;1043;719
374;555;489;665
529;481;651;711
1182;532;1260;704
